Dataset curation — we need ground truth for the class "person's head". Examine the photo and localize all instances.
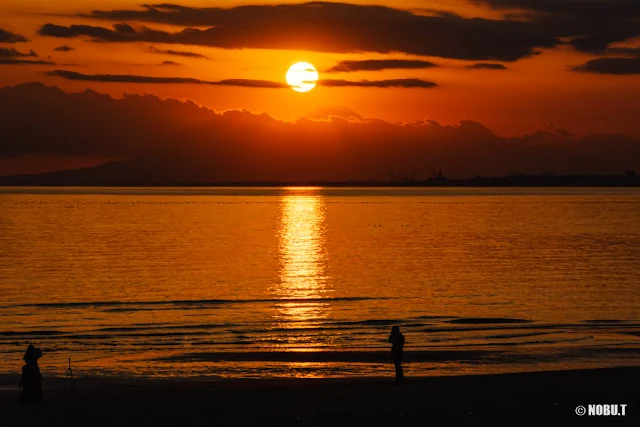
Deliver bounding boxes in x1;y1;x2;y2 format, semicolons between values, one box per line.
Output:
23;344;43;362
391;326;400;334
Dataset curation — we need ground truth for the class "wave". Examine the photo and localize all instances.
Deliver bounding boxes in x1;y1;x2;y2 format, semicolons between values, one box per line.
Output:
580;319;632;324
11;296;386;310
0;330;66;336
476;336;594;347
330;319;403;326
446;318;532;325
484;331;555;340
63;331;213;340
158;350;494;364
98;324;231;332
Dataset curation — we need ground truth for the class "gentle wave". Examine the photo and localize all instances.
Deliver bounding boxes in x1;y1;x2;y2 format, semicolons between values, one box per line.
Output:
446;318;532;324
10;296;386;310
158;350;493;363
4;318;640;342
0;330;67;337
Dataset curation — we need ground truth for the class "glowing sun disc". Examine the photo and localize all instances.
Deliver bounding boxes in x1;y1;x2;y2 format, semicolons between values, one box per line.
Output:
286;62;319;93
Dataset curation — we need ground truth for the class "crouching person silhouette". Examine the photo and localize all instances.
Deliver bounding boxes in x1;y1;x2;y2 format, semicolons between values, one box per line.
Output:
19;344;43;404
388;326;405;385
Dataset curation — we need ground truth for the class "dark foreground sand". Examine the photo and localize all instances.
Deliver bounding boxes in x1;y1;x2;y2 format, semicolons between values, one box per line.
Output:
1;367;639;426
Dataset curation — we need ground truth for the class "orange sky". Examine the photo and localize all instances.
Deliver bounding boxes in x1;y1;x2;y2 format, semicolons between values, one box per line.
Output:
1;0;640;138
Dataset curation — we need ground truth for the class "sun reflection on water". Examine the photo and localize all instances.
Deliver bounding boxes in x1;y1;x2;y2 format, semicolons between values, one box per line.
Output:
273;187;330;329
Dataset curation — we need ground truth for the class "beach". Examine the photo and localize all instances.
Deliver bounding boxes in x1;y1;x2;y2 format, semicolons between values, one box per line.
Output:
1;367;638;426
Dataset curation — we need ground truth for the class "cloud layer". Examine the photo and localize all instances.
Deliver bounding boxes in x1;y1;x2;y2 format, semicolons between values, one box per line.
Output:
477;0;640;54
0;47;53;65
148;46;209;60
573;57;640;75
47;70;438;89
53;45;75;52
0;59;54;65
46;70;289;88
320;79;437;88
0;28;27;43
607;47;640;57
326;59;438;73
0;47;37;59
467;63;507;70
38;2;559;61
34;2;640;77
6;1;640;80
1;83;637;182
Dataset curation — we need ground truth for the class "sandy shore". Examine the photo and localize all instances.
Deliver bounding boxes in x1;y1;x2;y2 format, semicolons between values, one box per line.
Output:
1;367;639;426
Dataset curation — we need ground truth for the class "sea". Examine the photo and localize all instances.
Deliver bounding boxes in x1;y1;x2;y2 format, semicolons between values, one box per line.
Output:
1;187;639;381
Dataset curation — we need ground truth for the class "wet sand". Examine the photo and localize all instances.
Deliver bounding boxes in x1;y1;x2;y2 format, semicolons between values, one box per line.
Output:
1;367;639;426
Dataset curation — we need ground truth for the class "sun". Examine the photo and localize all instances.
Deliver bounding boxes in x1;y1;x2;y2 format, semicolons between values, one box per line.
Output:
286;62;319;93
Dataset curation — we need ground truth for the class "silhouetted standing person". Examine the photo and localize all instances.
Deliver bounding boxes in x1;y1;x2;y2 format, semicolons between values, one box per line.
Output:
388;326;405;385
19;344;43;404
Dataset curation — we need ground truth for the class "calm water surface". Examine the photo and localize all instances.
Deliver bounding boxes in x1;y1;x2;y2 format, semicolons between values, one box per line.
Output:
1;187;639;380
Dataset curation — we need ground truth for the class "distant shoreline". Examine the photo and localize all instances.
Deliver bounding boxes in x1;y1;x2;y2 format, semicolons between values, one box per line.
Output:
0;160;638;189
0;174;639;188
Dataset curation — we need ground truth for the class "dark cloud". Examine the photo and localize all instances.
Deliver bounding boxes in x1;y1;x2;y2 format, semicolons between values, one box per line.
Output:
39;23;138;41
47;69;210;84
0;48;52;65
46;70;289;88
467;63;508;70
161;60;181;66
148;46;209;59
476;0;640;54
411;9;464;19
607;47;640;57
0;28;27;43
218;79;288;88
0;59;55;65
326;59;438;73
320;79;437;88
38;2;560;61
1;83;637;182
569;31;640;55
0;47;37;59
573;57;640;75
476;0;640;18
54;45;75;52
46;70;436;89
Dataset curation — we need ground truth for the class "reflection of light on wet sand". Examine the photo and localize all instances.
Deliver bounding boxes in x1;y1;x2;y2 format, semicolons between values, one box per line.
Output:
279;362;329;378
274;187;330;328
